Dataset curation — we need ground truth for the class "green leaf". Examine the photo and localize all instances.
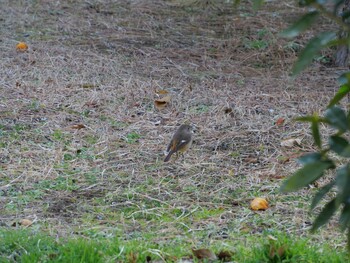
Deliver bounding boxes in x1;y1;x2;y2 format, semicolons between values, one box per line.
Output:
294;116;315;122
328;84;350;107
326;38;349;48
298;152;322;165
340;204;350;232
310;180;335;210
335;165;350;205
280;11;319;38
329;135;350;157
342;10;350;20
311;199;338;232
338;72;350;85
325;106;348;132
292;32;336;76
336;165;350;190
311;120;321;148
280;160;334;192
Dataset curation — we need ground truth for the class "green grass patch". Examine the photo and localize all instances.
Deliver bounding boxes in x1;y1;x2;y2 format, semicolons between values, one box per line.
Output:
36;176;78;191
52;129;65;141
125;132;141;144
0;229;348;262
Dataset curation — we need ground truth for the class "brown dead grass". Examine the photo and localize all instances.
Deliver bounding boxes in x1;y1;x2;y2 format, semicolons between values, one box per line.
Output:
0;0;347;249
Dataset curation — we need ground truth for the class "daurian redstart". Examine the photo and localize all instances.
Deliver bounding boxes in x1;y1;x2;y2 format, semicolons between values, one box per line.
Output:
164;124;193;162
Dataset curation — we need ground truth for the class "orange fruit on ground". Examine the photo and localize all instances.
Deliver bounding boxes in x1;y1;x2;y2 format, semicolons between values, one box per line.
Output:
16;42;28;51
250;197;269;210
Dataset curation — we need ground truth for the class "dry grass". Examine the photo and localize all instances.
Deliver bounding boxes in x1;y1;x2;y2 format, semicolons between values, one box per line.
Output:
0;0;347;250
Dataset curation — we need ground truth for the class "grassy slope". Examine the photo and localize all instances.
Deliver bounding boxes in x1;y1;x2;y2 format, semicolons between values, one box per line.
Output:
0;0;348;261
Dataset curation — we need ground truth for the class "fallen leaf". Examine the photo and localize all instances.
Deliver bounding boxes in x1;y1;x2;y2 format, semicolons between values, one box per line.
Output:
239;222;251;233
156;89;169;95
228;169;234;176
279;153;303;163
48;253;58;260
16;42;28;51
243;157;259;163
20;219;33;226
275;117;285;126
280;138;302;148
70;124;86;130
262;171;286;179
154;95;171;110
277;246;286;258
269;245;286;260
278;156;290;164
224;107;233;114
85;101;99;108
250;197;269;211
126;252;138;263
81;84;98;89
217;250;233;262
192;248;217;260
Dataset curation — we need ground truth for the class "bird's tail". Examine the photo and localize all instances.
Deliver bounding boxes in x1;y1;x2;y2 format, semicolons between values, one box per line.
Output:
164;150;175;162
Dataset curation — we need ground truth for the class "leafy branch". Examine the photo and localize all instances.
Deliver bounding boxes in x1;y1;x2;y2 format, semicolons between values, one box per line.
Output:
278;0;350;250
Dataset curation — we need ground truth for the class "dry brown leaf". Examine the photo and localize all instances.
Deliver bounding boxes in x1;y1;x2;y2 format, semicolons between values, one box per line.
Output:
269;245;286;259
250;197;269;211
81;84;98;89
154;95;171;110
277;246;286;257
279;153;303;164
217;250;233;262
70;124;86;130
48;253;58;260
243;157;259;163
192;248;217;260
156;89;169;95
126;252;138;263
280;138;302;148
16;42;28;51
224;107;233;114
85;101;99;108
275;117;285;126
20;219;33;226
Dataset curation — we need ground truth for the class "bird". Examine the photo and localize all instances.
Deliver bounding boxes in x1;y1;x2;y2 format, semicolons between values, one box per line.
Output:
164;124;193;162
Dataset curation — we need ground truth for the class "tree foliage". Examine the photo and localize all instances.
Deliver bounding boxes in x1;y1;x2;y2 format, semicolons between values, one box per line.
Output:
275;0;350;250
